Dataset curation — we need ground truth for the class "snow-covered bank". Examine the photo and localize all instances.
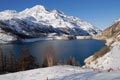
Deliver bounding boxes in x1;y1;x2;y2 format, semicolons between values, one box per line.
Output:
84;18;120;70
85;42;120;70
21;37;53;42
0;65;120;80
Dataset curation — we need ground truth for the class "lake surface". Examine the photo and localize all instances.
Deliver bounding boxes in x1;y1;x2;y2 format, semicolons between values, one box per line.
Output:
0;39;105;66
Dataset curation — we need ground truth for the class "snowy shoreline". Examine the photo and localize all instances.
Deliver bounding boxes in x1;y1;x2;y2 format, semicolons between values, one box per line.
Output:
0;35;105;44
0;65;120;80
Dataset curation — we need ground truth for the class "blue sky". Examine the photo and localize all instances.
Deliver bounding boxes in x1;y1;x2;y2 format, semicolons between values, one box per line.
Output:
0;0;120;29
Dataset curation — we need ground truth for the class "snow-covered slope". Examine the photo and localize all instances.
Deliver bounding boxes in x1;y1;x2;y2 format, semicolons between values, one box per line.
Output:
0;65;120;80
0;22;17;43
0;31;17;43
85;42;120;70
0;5;101;41
85;19;120;70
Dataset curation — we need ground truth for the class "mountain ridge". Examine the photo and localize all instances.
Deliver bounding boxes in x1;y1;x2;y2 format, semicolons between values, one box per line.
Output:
0;5;101;43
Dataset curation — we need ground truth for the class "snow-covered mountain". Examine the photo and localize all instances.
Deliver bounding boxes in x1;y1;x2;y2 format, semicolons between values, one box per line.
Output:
0;5;101;43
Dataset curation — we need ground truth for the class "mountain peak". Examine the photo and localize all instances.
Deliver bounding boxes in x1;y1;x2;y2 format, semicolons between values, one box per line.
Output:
31;5;46;11
19;5;47;21
51;10;64;14
20;5;47;15
0;5;101;37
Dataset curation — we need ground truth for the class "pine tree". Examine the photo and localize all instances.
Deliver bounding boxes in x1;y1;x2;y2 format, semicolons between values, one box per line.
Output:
67;56;76;66
0;47;4;74
5;50;16;72
18;46;38;71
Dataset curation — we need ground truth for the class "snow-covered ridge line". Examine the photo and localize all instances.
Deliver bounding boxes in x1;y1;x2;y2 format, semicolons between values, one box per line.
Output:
0;5;101;43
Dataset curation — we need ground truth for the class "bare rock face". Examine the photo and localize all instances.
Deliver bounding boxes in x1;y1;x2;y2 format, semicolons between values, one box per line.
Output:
98;20;120;39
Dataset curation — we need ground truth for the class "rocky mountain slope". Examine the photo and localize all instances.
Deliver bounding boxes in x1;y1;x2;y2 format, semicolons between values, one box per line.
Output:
85;18;120;70
102;19;120;38
0;5;101;43
94;18;120;40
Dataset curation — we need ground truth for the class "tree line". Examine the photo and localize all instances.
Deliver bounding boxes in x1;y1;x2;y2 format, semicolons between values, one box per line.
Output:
0;46;80;74
0;47;39;74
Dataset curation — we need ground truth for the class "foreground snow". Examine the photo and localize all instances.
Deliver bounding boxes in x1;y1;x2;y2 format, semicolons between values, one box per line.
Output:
0;65;120;80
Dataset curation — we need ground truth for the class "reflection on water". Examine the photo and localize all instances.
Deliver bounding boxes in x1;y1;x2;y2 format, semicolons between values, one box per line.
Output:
0;39;105;71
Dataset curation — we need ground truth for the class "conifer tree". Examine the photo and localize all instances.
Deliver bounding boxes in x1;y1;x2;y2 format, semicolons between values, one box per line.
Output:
5;50;16;72
18;46;38;71
0;47;4;74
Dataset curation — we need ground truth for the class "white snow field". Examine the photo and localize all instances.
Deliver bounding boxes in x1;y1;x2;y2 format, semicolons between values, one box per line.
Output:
0;65;120;80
